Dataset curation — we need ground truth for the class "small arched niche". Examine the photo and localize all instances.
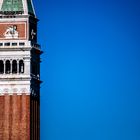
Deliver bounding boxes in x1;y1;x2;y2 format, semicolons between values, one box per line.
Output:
12;60;17;74
0;60;4;74
5;60;11;74
19;60;24;73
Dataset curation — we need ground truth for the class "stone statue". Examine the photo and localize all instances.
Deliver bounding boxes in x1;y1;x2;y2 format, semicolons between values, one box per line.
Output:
31;29;36;40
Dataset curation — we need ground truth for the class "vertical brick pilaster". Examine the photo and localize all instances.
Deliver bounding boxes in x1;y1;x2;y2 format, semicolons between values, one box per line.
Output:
0;96;4;140
3;94;10;140
20;94;28;140
11;94;21;140
26;95;30;140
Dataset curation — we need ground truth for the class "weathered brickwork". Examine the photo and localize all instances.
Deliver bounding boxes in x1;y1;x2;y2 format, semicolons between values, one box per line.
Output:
0;94;31;140
0;96;4;138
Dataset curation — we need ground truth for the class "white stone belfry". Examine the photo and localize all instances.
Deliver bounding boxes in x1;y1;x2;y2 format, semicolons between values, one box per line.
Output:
0;0;41;139
0;0;42;96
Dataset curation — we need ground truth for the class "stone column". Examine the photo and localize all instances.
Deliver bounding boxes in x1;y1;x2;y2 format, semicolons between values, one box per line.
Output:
24;59;30;75
10;60;12;74
17;60;19;74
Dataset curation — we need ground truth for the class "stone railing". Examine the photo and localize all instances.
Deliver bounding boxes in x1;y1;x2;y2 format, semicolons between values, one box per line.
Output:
0;40;41;49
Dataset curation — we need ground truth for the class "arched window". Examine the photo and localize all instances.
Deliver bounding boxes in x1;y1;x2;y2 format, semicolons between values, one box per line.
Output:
12;60;17;73
0;60;4;74
19;60;24;73
5;60;11;74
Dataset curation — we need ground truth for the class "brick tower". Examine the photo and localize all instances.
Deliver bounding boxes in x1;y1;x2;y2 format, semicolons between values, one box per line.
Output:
0;0;41;140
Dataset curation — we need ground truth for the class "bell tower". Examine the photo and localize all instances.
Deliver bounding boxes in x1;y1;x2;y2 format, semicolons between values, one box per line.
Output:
0;0;41;140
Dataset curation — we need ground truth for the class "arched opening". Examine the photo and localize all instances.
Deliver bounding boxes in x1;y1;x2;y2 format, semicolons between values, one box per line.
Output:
19;60;24;73
12;60;17;73
0;60;4;74
5;60;11;74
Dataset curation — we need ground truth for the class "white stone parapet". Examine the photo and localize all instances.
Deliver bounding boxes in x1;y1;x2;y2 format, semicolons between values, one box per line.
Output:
0;40;40;49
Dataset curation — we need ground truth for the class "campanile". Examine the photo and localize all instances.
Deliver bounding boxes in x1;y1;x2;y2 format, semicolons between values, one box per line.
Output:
0;0;41;140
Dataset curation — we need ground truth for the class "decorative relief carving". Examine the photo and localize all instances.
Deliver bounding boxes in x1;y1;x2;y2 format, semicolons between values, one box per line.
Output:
21;88;27;93
13;88;18;93
31;29;36;40
4;88;9;93
0;22;26;40
4;25;19;39
0;87;30;95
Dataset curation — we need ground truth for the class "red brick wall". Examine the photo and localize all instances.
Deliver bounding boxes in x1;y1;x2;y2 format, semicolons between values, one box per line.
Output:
0;94;30;140
0;96;4;138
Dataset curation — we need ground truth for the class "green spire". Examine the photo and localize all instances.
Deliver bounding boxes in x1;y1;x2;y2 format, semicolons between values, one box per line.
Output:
1;0;24;12
27;0;34;15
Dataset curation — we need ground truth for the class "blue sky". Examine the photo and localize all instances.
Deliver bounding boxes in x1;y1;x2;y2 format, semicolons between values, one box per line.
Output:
34;0;140;140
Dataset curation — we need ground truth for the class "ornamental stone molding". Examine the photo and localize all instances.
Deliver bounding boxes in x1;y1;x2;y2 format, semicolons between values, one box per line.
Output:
0;88;30;95
4;25;19;39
